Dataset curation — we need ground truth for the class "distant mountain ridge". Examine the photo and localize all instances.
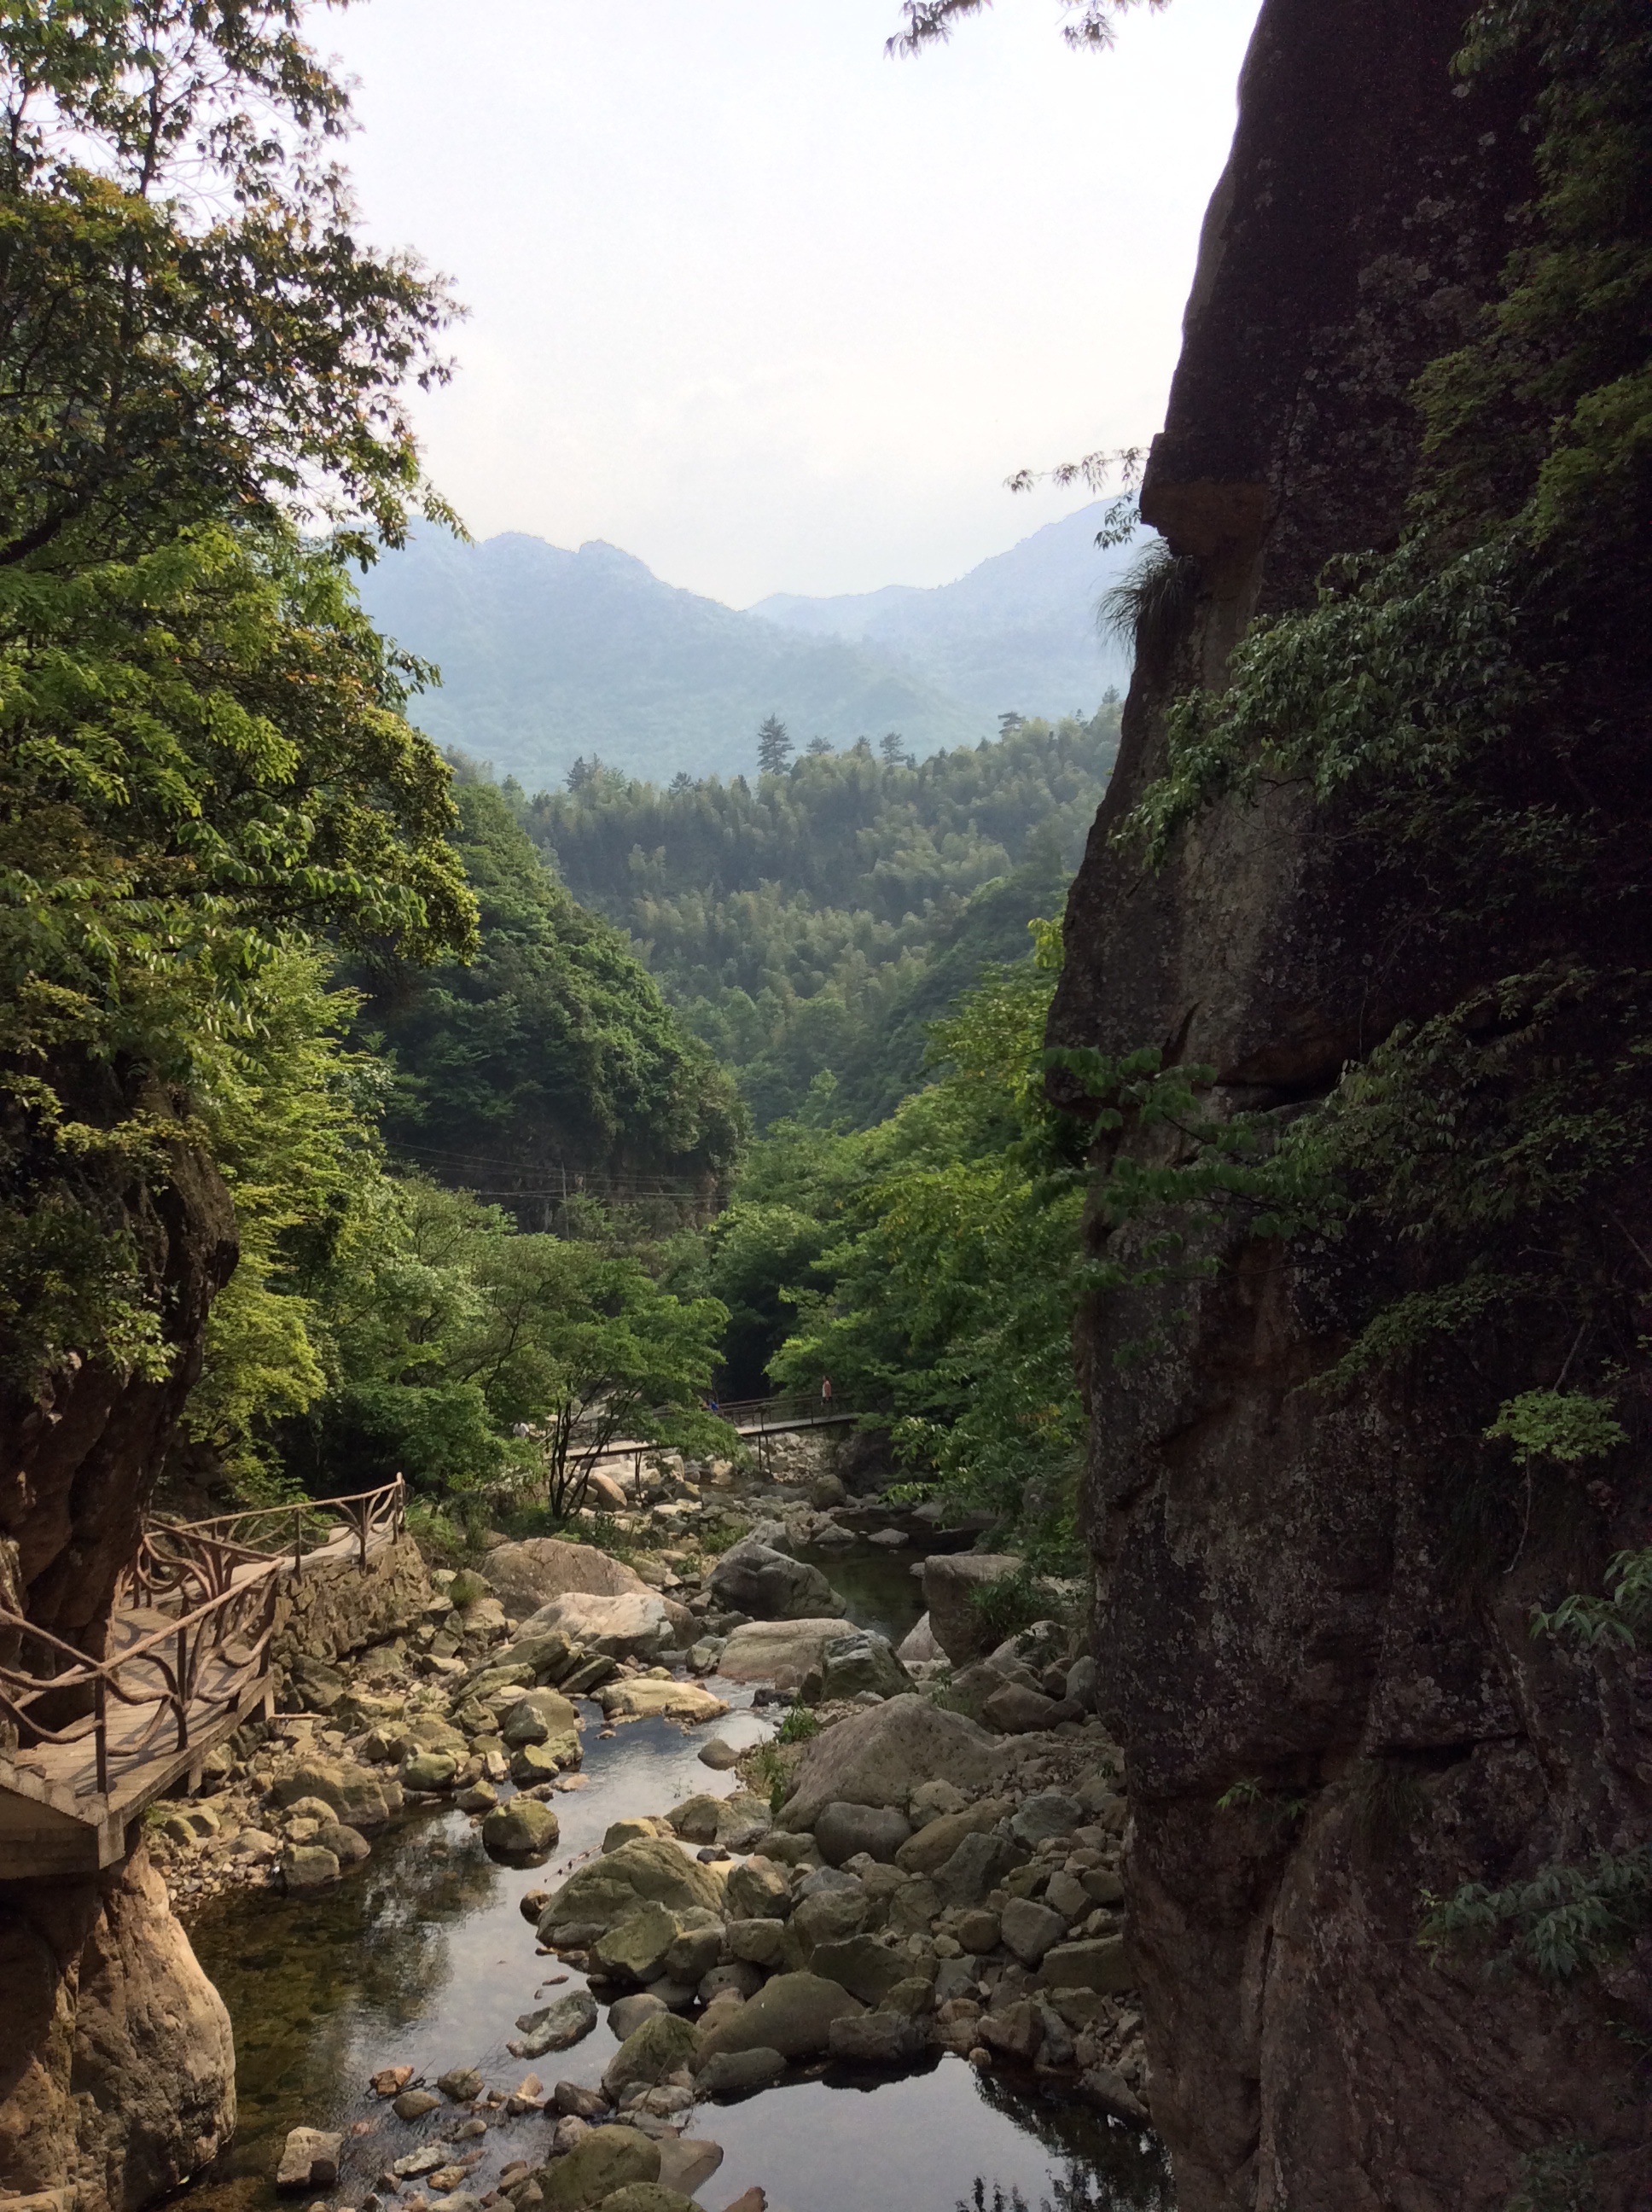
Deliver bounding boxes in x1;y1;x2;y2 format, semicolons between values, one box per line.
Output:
356;504;1135;791
751;501;1135;723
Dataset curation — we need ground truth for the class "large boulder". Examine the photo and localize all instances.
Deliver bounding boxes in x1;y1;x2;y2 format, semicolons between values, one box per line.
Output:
596;1678;729;1725
808;1933;911;2007
708;1540;845;1623
483;1539;647;1615
893;1797;1010;1876
499;1686;582;1744
897;1613;941;1664
602;2011;701;2098
265;1760;398;1827
1000;1896;1067;1967
536;1838;724;1942
725;1856;790;1918
592;1901;683;1984
692;1972;864;2064
806;1631;910;1704
482;1797;561;1866
517;1592;689;1660
777;1694;999;1830
538;2126;660;2211
919;1555;1023;1665
717;1618;858;1687
814;1802;911;1867
1037;1936;1133;1995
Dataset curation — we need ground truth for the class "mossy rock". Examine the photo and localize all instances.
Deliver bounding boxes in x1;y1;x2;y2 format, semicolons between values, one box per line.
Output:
539;2126;659;2210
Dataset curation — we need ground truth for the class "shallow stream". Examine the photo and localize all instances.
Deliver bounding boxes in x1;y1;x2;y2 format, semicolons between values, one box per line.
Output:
179;1545;1173;2212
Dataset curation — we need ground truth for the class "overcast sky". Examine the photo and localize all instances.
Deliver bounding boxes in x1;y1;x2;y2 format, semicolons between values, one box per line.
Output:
323;0;1261;606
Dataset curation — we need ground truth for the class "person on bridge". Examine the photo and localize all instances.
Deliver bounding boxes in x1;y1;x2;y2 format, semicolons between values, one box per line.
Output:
820;1376;833;1406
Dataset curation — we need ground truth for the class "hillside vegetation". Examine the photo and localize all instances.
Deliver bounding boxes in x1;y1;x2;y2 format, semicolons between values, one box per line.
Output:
517;706;1120;1126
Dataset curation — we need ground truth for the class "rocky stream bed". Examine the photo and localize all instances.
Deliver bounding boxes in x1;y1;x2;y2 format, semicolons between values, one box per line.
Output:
150;1441;1174;2212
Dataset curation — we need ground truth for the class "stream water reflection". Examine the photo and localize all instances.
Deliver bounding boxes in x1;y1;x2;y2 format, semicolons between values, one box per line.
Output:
180;1551;1172;2212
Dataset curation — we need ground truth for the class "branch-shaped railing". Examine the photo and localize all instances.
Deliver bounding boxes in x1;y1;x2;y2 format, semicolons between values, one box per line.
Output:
0;1476;406;1804
0;1566;280;1797
154;1475;407;1576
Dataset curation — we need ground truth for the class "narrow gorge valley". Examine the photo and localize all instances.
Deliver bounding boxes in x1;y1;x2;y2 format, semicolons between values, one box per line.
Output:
3;1;1649;2210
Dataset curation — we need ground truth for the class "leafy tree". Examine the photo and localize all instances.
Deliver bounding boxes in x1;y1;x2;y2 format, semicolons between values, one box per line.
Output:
0;527;474;1398
354;778;744;1222
273;1176;727;1512
756;713;793;777
735;921;1090;1546
0;0;455;568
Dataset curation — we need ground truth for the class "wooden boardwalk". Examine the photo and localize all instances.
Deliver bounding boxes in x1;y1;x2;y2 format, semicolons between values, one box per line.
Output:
0;1484;403;1877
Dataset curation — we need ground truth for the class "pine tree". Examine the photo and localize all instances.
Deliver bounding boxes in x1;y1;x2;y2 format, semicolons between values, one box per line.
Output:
757;714;794;776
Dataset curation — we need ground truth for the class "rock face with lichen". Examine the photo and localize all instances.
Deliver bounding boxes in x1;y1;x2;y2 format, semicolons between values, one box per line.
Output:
0;1847;236;2210
1051;1;1651;2206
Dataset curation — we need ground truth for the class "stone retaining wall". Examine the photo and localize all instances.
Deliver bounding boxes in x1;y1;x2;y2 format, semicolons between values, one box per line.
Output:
269;1534;431;1677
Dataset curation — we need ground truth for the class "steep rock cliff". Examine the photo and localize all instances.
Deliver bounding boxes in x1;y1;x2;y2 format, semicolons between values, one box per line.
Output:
0;1848;236;2210
1052;2;1651;2206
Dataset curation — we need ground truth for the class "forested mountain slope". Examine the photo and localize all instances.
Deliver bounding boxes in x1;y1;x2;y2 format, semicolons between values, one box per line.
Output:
352;780;744;1219
355;508;1130;789
751;501;1136;719
515;707;1119;1125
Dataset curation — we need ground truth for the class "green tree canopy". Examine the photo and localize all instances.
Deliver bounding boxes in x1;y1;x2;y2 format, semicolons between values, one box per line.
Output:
0;0;454;568
355;777;744;1220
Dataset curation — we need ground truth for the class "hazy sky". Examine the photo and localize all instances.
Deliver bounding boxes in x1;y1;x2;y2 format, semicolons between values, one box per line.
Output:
323;0;1262;606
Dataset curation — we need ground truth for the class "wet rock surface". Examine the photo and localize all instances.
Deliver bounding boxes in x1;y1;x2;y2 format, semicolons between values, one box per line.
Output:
142;1436;1163;2212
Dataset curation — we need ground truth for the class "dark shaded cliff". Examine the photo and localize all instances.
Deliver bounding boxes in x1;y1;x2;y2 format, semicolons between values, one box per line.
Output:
1051;1;1652;2205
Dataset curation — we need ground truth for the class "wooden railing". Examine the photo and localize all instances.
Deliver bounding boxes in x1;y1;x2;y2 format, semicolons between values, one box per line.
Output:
0;1565;281;1796
0;1476;406;1802
156;1475;407;1576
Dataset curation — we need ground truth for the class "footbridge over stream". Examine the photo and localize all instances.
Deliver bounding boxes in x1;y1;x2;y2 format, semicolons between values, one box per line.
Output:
0;1479;405;1877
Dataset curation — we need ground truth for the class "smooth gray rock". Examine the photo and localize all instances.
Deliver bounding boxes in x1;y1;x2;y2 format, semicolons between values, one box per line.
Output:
983;1682;1062;1735
698;1960;765;2003
724;1857;790;1919
695;2046;787;2098
709;1541;844;1623
693;1973;864;2064
826;2011;929;2066
779;1694;999;1830
897;1613;942;1664
809;1632;910;1704
919;1554;1024;1664
1038;1936;1133;1994
482;1796;561;1865
934;1828;1023;1908
807;1933;911;2007
608;1993;669;2041
510;1988;598;2058
814;1801;913;1867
